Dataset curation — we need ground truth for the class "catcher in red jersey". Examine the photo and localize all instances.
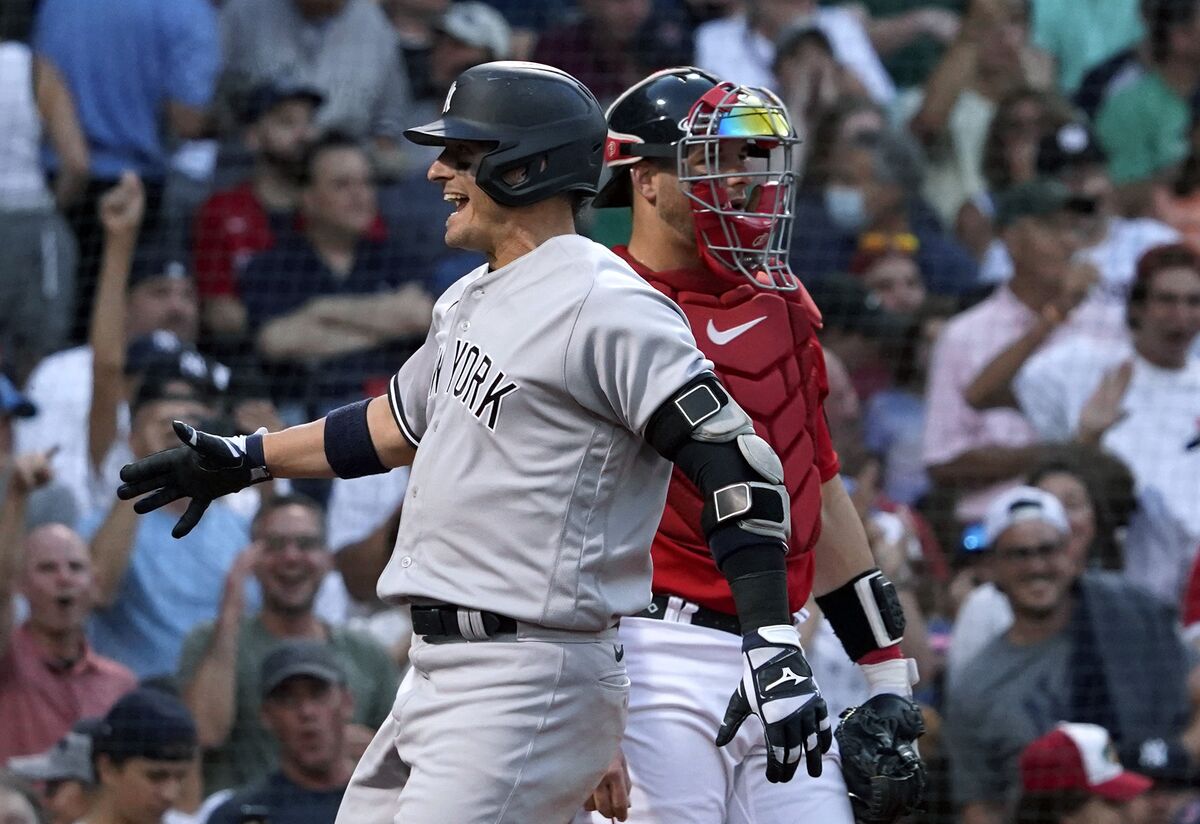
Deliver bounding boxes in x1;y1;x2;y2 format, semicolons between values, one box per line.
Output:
582;68;926;824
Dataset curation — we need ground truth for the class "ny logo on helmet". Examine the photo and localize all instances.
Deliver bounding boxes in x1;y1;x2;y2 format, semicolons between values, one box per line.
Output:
442;82;457;115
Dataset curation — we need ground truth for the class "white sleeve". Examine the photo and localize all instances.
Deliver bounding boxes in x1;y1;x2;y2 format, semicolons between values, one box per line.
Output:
1013;346;1074;440
564;277;713;436
385;285;463;446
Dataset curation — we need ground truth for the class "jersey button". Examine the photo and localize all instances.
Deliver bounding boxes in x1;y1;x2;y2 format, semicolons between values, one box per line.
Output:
473;289;484;299
459;321;470;331
400;556;413;568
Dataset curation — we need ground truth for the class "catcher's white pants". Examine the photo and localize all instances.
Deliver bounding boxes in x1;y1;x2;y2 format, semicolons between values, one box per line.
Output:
337;626;627;824
586;616;854;824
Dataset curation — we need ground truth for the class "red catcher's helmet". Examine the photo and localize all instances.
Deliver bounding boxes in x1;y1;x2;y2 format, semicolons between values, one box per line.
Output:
598;68;801;290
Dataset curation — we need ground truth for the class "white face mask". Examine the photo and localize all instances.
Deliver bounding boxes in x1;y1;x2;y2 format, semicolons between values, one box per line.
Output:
824;184;867;232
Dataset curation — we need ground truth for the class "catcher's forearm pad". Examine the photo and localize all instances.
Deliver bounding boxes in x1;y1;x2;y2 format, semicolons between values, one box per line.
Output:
836;693;927;824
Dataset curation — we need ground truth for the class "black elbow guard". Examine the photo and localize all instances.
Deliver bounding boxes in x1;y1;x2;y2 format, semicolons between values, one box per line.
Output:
646;375;791;567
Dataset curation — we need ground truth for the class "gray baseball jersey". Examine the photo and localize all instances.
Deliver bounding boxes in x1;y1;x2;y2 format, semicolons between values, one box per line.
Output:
379;234;712;631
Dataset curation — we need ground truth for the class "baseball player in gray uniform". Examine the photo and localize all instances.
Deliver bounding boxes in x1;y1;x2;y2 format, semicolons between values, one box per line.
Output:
118;62;831;823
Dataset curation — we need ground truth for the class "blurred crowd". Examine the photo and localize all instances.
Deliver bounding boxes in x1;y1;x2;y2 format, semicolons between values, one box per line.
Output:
0;0;1199;822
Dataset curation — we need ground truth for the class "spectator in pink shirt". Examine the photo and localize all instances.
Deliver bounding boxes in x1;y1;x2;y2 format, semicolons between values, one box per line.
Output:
921;180;1126;526
0;456;136;763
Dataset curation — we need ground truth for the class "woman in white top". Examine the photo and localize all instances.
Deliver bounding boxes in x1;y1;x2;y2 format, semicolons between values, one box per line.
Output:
0;2;88;381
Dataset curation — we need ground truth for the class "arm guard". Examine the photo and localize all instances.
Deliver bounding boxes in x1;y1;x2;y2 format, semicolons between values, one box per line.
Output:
645;375;792;630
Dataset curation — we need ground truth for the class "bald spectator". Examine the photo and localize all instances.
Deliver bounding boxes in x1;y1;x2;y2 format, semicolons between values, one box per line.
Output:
32;0;219;344
219;0;411;155
0;513;136;763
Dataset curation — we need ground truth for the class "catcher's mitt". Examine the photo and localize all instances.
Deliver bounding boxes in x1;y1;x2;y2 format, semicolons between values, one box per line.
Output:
836;693;926;824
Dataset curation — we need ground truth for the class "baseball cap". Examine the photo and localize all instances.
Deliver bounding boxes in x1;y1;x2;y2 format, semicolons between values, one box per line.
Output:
436;2;513;60
127;245;191;292
125;332;230;389
260;641;347;699
1037;123;1108;177
1020;723;1152;801
92;689;197;762
7;719;102;784
806;272;911;344
981;486;1071;549
130;359;227;417
994;179;1072;229
0;374;36;418
239;81;324;126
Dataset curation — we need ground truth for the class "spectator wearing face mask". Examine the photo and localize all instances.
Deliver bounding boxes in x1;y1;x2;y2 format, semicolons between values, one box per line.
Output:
791;130;979;296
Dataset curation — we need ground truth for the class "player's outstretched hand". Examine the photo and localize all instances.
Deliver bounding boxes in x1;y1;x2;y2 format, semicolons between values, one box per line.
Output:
716;624;831;782
117;422;271;538
836;693;927;823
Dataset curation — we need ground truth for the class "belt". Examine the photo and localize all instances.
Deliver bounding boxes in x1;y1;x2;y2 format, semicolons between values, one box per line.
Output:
410;604;518;641
637;594;742;636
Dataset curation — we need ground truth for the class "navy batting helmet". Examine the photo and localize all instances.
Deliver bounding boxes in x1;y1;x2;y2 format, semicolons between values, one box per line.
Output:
593;67;720;208
404;61;607;208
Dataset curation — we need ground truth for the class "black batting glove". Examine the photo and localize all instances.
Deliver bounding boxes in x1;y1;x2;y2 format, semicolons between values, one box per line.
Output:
117;421;271;538
716;624;832;782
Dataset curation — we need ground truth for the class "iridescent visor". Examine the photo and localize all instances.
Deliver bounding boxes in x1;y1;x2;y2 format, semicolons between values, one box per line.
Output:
715;105;791;139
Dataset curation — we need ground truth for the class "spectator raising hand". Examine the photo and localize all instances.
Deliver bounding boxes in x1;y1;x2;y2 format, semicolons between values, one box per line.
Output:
1076;359;1134;445
97;173;145;241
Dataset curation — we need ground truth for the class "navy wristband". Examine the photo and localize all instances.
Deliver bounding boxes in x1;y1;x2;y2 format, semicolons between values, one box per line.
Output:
324;399;388;479
244;432;267;470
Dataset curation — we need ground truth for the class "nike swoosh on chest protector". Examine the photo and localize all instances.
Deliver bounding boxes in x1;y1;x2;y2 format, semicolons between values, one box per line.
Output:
707;315;767;345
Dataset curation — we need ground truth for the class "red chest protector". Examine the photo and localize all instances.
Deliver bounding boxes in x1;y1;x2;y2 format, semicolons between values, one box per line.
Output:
614;247;840;614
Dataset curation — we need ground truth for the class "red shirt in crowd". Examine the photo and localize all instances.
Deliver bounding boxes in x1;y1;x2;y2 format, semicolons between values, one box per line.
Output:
614;247;840;615
192;181;281;300
1181;547;1200;640
0;624;136;762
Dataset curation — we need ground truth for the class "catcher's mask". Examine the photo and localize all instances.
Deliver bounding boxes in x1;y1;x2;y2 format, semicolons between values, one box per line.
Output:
601;71;800;290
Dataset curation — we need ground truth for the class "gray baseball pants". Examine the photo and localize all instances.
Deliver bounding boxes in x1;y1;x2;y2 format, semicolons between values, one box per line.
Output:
336;625;628;823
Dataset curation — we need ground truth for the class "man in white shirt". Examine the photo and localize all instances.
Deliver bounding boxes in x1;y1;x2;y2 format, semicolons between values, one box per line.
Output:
1014;242;1200;602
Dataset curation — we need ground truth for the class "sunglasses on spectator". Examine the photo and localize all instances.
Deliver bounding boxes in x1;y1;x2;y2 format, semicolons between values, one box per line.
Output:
858;231;920;254
262;534;324;553
994;541;1064;563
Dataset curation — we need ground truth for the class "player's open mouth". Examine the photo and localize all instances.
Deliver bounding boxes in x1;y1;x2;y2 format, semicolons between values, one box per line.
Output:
444;193;469;213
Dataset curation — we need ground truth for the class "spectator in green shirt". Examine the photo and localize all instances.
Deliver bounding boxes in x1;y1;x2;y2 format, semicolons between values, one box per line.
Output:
178;493;399;793
1030;0;1144;94
1094;0;1200;203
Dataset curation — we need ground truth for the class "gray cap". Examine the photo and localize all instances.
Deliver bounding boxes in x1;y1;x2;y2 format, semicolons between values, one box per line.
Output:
7;720;102;784
260;640;347;699
982;486;1071;548
436;2;512;60
994;179;1072;229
